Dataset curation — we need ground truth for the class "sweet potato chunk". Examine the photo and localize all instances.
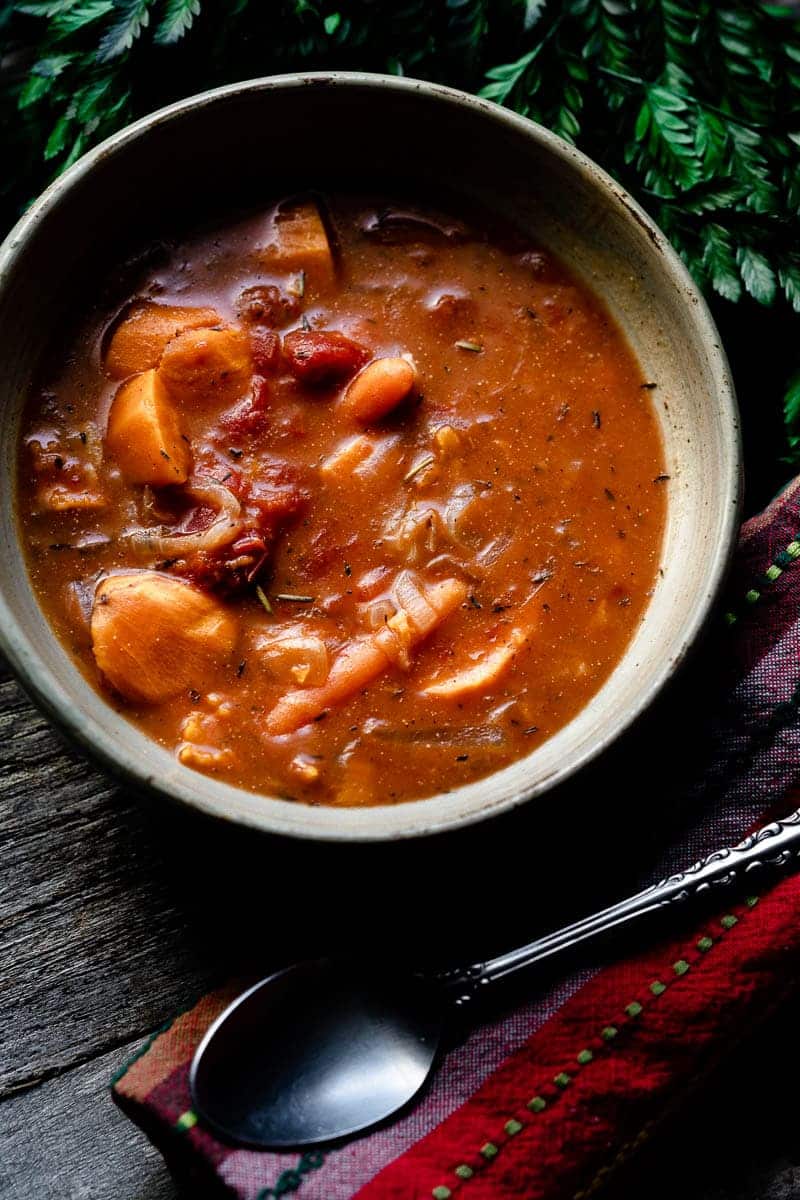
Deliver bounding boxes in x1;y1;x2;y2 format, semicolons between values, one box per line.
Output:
158;326;252;407
265;576;466;735
106;369;191;485
259;200;335;290
105;301;220;379
91;572;237;703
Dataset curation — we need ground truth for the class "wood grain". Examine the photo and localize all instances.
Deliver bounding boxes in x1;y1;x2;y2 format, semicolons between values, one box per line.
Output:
0;1038;177;1200
0;664;220;1098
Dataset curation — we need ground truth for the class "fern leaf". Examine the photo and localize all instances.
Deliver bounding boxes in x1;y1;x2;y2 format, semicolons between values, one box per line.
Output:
154;0;201;44
524;0;546;31
702;224;742;303
97;0;154;61
779;259;800;312
480;45;540;107
51;0;114;37
737;244;777;305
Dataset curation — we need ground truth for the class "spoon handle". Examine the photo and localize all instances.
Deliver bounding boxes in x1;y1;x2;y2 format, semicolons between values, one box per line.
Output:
438;809;800;1005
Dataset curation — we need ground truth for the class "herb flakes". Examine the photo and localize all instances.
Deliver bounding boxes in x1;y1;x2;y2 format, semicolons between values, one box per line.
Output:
274;593;315;603
403;454;435;484
255;585;273;615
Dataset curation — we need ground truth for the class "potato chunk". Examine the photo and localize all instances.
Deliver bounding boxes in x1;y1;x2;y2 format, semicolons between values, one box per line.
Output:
105;301;220;380
259;200;335;290
91;572;237;703
158;326;252;407
106;369;191;485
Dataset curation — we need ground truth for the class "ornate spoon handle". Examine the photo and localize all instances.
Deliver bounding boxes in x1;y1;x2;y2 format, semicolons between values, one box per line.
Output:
439;810;800;1005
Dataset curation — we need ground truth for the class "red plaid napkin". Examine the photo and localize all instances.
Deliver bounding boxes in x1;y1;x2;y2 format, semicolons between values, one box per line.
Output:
113;476;800;1199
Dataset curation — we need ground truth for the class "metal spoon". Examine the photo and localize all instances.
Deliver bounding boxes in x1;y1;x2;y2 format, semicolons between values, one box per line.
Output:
191;810;800;1148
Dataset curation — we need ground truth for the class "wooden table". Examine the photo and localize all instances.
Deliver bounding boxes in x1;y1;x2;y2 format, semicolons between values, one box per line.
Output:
3;654;798;1200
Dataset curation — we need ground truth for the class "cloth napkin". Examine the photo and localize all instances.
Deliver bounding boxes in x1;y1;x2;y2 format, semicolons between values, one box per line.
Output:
113;476;800;1199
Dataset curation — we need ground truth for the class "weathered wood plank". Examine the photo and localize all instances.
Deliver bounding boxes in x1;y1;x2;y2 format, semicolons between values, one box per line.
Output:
0;663;219;1096
0;1037;177;1200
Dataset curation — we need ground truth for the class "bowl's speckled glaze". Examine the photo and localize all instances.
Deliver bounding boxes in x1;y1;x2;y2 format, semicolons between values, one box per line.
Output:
0;73;740;840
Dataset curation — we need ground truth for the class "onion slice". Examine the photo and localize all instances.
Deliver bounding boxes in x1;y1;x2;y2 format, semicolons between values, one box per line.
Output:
126;477;242;559
393;569;438;634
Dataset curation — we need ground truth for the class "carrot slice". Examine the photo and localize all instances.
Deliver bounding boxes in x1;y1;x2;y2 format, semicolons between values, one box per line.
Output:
106;368;191;485
340;357;417;423
91;571;237;704
105;301;220;380
265;576;466;735
421;627;529;699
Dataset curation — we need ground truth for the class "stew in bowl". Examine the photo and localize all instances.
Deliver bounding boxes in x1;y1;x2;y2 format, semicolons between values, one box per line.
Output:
18;192;665;806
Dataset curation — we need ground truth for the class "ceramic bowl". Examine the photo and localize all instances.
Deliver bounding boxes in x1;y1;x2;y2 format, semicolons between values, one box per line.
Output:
0;73;740;840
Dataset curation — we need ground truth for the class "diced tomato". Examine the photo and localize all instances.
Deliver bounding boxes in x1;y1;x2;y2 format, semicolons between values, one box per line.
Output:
249;327;282;374
237;285;300;327
245;458;309;527
283;330;369;385
175;457;310;597
230;531;268;558
221;468;246;499
181;503;217;533
252;375;271;410
247;481;306;526
238;454;302;490
176;523;274;595
219;376;271;437
297;525;358;580
176;545;268;595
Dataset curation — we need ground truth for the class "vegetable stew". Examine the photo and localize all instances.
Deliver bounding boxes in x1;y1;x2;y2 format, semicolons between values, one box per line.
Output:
17;194;667;806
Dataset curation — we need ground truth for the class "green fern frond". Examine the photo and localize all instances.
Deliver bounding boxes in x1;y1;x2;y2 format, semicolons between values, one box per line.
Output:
155;0;201;45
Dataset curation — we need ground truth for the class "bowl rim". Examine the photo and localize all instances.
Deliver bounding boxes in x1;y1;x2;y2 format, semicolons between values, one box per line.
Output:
0;70;741;841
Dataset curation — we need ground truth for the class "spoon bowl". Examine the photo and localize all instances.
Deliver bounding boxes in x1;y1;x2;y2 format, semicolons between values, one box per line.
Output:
190;959;445;1147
